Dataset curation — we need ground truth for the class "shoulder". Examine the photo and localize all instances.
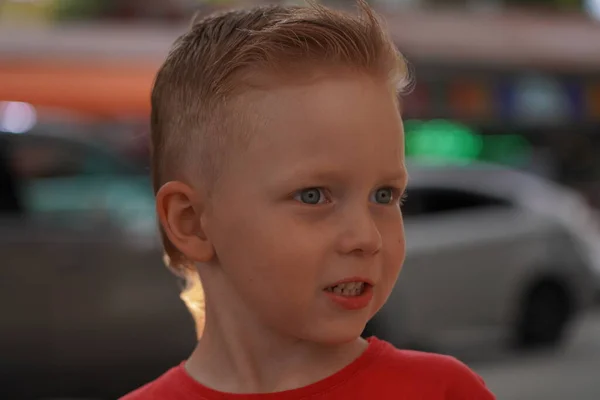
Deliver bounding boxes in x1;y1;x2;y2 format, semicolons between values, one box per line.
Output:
119;365;184;400
367;338;496;399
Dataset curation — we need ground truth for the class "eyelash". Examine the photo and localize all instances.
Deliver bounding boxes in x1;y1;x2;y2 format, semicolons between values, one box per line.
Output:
380;187;407;206
293;187;407;205
399;191;408;206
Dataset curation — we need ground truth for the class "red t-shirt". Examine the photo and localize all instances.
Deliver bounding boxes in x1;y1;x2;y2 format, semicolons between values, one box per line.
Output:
121;337;495;399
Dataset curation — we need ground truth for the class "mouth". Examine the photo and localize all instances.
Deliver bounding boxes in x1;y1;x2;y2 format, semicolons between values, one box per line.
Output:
325;281;369;297
323;279;374;310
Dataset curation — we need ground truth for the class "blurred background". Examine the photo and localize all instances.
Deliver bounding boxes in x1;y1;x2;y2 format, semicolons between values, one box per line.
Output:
1;0;600;399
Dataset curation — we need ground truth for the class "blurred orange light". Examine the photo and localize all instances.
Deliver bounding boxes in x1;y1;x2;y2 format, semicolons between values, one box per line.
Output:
0;60;156;120
448;81;492;120
587;83;600;120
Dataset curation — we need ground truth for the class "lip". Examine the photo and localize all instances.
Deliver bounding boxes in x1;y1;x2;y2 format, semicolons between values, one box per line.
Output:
324;285;373;311
323;277;374;311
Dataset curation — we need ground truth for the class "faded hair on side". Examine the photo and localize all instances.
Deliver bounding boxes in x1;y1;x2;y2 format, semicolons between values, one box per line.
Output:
150;0;409;335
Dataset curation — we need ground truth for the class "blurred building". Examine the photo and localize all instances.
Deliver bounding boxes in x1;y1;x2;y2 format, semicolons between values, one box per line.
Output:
0;0;599;208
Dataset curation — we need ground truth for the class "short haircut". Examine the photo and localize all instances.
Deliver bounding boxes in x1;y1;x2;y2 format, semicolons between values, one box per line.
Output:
151;0;409;272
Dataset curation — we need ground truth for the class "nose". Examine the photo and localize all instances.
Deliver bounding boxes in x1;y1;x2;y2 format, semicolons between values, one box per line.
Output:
336;206;382;256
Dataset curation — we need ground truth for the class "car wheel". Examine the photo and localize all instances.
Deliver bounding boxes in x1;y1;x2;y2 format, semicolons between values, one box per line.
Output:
515;280;573;349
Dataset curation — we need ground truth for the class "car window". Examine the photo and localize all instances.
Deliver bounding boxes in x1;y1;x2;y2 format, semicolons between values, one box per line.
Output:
0;141;24;216
9;137;132;180
0;135;143;223
402;187;511;218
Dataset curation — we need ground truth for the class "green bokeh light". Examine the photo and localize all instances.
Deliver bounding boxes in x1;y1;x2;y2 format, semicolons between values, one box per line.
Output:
404;119;532;166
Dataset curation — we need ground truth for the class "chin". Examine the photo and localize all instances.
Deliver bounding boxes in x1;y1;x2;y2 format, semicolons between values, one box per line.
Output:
304;319;367;345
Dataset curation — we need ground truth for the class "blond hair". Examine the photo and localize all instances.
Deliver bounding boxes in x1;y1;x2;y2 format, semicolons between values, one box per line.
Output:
151;0;408;337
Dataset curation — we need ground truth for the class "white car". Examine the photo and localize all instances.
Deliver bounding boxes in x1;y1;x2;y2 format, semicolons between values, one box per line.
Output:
368;161;600;352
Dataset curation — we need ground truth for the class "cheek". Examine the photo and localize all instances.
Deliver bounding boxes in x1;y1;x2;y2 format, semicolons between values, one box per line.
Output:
381;216;406;283
369;216;405;317
215;209;324;294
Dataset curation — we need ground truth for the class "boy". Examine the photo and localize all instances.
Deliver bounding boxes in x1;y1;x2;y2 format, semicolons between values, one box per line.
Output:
123;1;496;398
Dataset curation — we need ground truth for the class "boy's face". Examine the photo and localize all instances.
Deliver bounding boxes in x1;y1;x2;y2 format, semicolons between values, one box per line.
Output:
202;72;407;343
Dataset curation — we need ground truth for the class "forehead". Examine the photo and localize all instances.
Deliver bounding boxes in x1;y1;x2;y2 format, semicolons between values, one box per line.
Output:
239;74;404;168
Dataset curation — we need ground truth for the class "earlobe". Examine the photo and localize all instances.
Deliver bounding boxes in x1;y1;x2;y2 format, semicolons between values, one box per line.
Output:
156;181;215;263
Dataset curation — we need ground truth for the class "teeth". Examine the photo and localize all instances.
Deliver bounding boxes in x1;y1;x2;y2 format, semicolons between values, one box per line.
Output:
328;282;365;296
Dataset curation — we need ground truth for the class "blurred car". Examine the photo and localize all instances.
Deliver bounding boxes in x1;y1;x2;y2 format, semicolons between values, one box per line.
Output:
0;126;197;399
2;125;600;398
367;161;600;353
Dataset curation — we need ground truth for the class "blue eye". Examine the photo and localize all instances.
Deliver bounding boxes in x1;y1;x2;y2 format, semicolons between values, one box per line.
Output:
294;188;326;205
371;188;394;204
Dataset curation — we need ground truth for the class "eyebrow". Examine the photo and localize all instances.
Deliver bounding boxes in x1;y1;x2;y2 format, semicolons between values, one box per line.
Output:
272;165;409;187
380;169;409;185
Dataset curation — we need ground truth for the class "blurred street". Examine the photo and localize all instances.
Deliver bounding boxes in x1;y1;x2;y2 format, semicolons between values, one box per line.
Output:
474;309;600;400
1;0;600;399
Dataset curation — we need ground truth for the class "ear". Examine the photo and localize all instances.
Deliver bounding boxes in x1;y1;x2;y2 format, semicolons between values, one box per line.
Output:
156;181;215;263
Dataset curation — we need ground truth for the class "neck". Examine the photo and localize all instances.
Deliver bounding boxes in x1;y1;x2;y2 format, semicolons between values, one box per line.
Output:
185;285;368;394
